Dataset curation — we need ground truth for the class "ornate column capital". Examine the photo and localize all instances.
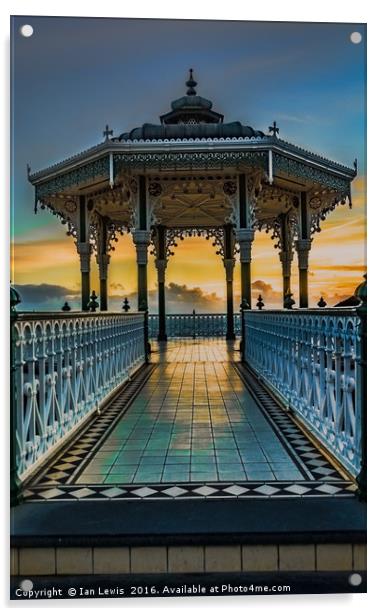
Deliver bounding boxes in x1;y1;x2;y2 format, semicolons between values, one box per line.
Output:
77;242;91;273
224;258;236;282
132;230;151;265
96;253;110;280
295;239;312;269
155;258;167;284
236;228;255;263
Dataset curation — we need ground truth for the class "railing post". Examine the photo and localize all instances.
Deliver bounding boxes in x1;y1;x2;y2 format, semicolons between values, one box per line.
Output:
192;309;196;339
355;275;367;500
240;299;249;361
10;286;22;505
139;300;151;362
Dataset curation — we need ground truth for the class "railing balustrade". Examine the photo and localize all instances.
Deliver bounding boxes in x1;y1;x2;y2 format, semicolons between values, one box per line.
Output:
243;309;362;476
149;313;241;338
12;312;145;480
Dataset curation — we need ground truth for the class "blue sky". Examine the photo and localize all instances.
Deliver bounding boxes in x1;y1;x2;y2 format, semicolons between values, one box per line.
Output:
10;17;366;311
11;17;366;242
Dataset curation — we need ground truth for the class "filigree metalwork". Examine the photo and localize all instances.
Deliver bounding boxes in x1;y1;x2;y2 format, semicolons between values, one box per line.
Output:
152;227;226;261
35;156;110;202
12;312;145;479
243;309;362;476
114;151;268;173
273;153;352;193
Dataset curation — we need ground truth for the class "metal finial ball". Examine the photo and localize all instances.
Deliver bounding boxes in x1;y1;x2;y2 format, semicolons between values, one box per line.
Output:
122;298;130;313
284;291;295;310
10;286;21;313
88;290;99;312
256;295;264;310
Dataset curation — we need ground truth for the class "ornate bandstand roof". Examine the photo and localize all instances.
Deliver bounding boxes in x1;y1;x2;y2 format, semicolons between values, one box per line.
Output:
28;69;357;236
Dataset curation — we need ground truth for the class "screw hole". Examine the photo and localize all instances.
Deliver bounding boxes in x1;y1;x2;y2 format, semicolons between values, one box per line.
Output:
350;32;362;44
348;573;362;586
20;24;34;38
20;579;34;591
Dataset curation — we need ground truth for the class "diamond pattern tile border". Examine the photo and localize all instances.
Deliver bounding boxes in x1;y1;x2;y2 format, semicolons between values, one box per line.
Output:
25;480;355;501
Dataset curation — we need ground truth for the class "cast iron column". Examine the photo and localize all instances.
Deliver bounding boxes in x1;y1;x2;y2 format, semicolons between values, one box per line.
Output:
295;192;311;308
278;213;293;305
133;176;150;312
156;225;167;341
78;195;91;311
223;224;236;340
237;174;254;308
97;216;110;311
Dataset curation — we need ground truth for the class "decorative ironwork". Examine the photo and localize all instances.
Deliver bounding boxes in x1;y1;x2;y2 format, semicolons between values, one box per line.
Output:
114;151;268;173
243;309;362;475
164;227;226;260
223;180;237;195
122;298;130;313
88;290;99;312
317;296;327;308
103;124;113;140
273;153;352;193
35;156;110;202
268;121;279;137
256;295;264;310
12;312;145;480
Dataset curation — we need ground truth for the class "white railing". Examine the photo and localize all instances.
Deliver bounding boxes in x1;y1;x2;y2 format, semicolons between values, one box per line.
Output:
148;313;241;338
12;312;145;480
243;309;362;476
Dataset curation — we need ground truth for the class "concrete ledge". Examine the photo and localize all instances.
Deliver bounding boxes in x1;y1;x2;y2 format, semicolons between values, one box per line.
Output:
11;497;366;548
12;543;367;575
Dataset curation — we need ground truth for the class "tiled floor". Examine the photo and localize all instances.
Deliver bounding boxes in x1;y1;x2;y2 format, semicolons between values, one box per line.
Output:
76;340;305;485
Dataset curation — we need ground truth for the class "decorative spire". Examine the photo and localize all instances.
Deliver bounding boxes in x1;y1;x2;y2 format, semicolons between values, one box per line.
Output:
186;68;197;95
103;124;113;141
269;121;279;137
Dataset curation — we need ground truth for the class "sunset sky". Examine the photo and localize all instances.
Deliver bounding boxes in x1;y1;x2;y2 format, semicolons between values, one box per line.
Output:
11;17;366;312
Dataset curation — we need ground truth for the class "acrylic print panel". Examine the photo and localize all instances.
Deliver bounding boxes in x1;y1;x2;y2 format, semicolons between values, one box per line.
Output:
10;16;366;600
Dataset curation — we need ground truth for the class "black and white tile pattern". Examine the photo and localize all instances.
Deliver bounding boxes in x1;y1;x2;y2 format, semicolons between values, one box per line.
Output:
22;343;355;502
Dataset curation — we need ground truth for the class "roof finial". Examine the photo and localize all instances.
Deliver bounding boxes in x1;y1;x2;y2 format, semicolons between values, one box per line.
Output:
186;68;197;95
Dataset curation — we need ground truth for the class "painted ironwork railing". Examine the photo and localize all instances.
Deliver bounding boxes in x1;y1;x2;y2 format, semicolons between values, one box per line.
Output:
243;309;362;476
149;313;241;338
12;312;145;480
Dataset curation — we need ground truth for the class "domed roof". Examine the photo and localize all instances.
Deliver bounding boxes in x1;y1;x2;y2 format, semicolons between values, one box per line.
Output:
118;70;264;142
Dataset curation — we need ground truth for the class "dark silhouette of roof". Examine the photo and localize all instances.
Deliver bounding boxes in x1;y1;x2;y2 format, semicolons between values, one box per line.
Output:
118;69;265;142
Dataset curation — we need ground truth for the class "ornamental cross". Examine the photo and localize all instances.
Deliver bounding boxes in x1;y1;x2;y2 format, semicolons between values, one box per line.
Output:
269;121;279;137
103;124;113;140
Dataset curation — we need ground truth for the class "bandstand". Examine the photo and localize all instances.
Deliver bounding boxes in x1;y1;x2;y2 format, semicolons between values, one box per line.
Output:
11;71;367;588
28;69;356;341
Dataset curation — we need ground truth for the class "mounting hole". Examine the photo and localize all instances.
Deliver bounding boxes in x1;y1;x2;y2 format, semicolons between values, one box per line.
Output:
20;24;34;37
350;31;362;44
20;579;34;591
348;573;362;586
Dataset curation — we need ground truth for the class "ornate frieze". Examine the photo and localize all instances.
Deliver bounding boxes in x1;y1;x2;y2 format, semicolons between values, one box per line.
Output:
35;156;110;202
114;151;268;173
273;153;352;193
